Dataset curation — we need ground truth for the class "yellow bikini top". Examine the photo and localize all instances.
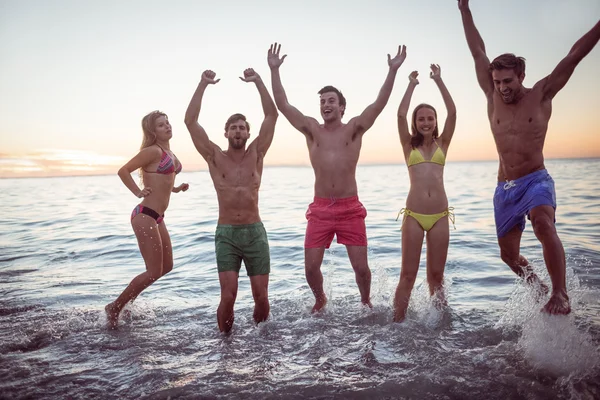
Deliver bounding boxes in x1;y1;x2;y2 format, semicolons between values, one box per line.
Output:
407;142;446;167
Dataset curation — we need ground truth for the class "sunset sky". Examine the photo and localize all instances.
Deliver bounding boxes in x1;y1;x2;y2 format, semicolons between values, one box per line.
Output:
1;0;599;178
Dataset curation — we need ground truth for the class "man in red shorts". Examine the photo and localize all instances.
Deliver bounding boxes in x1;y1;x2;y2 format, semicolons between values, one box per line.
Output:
268;42;407;312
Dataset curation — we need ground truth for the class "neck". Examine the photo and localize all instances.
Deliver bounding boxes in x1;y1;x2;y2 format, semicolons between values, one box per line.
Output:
226;146;246;162
156;140;170;150
422;136;435;146
323;119;343;130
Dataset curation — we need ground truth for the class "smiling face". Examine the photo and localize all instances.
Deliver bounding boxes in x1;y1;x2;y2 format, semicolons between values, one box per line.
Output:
414;108;437;137
492;69;525;104
319;92;345;122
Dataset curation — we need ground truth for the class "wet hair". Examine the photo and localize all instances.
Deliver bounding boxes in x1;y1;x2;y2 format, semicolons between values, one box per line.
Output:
318;86;346;117
139;110;168;183
140;110;167;150
410;103;439;148
489;53;526;77
224;113;250;132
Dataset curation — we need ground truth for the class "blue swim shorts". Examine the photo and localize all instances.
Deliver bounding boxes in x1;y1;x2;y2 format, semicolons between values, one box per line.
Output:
493;169;556;238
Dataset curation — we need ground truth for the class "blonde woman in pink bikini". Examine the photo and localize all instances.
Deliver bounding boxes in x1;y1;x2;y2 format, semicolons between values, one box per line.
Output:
394;65;456;322
106;110;189;329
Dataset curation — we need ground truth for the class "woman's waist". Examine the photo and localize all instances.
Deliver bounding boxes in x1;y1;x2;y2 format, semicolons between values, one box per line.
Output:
405;192;448;213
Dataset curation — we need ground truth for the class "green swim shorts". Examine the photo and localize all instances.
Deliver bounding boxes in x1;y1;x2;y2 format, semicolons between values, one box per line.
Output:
215;222;270;276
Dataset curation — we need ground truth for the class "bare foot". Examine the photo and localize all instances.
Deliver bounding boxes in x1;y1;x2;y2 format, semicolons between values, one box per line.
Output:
311;296;327;313
105;302;120;329
393;308;406;323
542;291;571;315
362;300;373;309
524;272;550;297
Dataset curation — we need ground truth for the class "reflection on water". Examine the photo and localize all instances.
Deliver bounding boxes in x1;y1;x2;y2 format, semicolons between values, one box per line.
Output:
1;159;599;398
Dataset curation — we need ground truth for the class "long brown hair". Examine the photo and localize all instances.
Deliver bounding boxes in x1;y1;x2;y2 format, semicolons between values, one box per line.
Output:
139;110;167;183
410;103;438;148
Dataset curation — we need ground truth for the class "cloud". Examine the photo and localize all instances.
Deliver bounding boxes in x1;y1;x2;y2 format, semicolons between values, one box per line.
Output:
0;149;126;178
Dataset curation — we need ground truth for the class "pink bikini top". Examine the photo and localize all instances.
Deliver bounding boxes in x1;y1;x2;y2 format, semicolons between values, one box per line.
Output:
144;147;182;175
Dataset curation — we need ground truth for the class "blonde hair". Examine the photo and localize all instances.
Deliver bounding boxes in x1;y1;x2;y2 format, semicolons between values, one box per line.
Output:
139;110;168;183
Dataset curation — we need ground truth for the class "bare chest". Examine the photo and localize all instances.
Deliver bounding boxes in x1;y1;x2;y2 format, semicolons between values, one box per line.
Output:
310;129;361;162
210;154;262;189
491;99;549;144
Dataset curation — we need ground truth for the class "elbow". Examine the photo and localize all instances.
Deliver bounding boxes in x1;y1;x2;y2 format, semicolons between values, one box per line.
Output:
183;115;195;127
117;167;128;179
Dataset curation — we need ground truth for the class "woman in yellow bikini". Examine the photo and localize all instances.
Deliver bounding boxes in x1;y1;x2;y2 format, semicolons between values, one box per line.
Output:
393;65;456;322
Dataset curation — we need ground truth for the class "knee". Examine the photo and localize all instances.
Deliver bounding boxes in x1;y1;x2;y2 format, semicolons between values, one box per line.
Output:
161;262;173;276
399;271;417;288
531;215;555;238
353;264;371;279
220;290;237;307
148;266;163;281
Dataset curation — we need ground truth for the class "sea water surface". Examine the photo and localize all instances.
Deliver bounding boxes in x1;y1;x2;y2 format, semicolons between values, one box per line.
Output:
1;159;599;399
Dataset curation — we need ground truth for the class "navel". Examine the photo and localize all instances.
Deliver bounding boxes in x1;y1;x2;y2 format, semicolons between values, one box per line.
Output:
529;117;533;123
497;119;500;124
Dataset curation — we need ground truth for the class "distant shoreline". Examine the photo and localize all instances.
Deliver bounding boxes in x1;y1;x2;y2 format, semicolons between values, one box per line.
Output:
1;157;598;180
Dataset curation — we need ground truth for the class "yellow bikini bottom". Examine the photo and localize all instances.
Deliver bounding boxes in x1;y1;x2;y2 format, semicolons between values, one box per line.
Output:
396;207;455;232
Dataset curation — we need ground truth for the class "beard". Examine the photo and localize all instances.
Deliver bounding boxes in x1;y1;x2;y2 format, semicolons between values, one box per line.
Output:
228;137;247;150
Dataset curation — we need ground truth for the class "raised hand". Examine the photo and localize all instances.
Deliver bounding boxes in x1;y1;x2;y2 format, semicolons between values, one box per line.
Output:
137;186;152;198
409;71;419;85
388;45;407;71
201;70;220;85
239;68;262;83
458;0;469;11
429;64;441;80
268;42;287;70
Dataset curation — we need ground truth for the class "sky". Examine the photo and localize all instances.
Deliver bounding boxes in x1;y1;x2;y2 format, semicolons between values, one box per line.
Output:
1;0;599;178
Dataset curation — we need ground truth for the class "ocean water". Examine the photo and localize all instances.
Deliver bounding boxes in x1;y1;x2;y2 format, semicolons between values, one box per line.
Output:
1;159;599;400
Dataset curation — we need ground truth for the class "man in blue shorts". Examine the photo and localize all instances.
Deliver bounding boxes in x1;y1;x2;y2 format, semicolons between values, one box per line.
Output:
459;0;600;314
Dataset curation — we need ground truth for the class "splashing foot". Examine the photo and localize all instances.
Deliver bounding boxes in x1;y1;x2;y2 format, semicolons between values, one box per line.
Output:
311;296;327;313
542;291;571;315
105;302;120;329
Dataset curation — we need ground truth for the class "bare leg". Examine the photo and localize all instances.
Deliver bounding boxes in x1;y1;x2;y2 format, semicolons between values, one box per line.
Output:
393;216;424;322
217;271;239;333
530;205;570;315
106;215;164;329
305;247;327;312
426;216;450;308
498;225;549;295
346;245;372;307
249;274;270;324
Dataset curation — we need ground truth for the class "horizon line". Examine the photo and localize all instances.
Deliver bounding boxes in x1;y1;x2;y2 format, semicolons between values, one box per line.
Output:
1;156;598;180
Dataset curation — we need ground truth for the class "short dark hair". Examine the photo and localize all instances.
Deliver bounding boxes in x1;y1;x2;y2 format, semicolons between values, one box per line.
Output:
318;86;346;117
489;53;526;76
224;113;250;132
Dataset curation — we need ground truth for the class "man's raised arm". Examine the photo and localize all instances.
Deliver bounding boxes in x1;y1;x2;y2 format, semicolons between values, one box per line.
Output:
353;45;406;135
542;19;600;101
240;68;279;155
268;43;317;137
458;0;493;97
184;70;222;162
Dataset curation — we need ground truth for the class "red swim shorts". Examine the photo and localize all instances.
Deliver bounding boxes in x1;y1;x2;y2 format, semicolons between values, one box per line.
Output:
304;196;368;249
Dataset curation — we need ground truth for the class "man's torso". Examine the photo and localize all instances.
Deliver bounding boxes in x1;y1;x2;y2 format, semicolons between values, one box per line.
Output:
208;145;263;225
488;86;552;181
306;122;362;198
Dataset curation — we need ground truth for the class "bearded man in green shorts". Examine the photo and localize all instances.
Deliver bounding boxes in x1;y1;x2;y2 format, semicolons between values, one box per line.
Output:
185;67;278;333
